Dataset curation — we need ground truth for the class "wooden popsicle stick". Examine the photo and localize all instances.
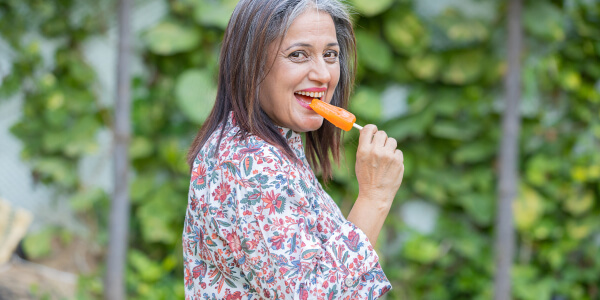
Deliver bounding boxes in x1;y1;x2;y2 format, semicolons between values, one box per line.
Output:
353;123;363;130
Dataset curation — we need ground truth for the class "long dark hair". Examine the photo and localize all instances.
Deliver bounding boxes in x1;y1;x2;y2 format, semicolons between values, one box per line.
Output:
186;0;356;181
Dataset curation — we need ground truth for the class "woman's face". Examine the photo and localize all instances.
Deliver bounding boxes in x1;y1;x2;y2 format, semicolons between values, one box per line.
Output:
259;9;341;132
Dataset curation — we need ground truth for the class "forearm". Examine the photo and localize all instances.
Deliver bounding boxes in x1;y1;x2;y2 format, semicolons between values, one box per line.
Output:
346;195;392;247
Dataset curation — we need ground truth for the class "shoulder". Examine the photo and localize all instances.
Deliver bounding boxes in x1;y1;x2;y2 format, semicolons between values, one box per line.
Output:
223;133;297;180
193;127;292;179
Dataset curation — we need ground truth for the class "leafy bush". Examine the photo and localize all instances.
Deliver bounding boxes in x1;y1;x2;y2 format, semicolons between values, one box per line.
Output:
1;0;599;299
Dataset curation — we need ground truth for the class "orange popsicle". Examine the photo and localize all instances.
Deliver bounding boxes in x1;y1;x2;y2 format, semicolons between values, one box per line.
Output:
309;99;363;131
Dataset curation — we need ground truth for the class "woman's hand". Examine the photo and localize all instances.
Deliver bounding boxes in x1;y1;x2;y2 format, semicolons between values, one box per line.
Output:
355;124;404;207
347;124;404;246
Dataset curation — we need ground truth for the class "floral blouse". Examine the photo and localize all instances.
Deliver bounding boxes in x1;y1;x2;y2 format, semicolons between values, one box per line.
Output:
182;112;391;299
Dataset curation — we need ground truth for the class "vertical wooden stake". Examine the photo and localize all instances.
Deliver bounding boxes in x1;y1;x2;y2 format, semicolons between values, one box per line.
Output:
494;0;522;299
105;0;132;298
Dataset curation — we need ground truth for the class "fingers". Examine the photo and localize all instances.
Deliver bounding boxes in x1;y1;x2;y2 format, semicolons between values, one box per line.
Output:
358;124;378;147
358;125;399;155
385;137;397;151
372;131;388;147
394;149;404;167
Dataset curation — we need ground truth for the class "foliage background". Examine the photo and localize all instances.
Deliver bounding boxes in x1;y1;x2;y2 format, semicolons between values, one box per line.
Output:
1;0;599;299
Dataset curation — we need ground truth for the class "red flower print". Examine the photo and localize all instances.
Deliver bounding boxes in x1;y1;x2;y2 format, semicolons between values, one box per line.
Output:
190;195;199;212
212;182;231;203
185;267;193;287
299;284;309;300
192;261;207;279
192;164;206;187
380;286;391;295
226;233;242;253
232;152;241;160
226;291;242;300
268;233;285;250
262;190;285;214
342;230;364;252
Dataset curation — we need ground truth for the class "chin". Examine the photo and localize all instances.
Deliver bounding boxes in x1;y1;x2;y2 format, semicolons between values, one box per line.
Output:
293;117;324;133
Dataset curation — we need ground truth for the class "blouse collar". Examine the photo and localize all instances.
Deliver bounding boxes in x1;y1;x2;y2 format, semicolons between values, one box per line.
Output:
228;112;304;154
275;125;303;149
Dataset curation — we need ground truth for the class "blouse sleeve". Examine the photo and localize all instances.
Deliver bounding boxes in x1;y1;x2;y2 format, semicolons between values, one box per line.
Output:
211;146;391;299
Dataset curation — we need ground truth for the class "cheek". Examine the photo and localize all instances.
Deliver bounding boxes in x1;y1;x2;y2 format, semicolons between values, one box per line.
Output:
330;66;341;93
330;64;341;84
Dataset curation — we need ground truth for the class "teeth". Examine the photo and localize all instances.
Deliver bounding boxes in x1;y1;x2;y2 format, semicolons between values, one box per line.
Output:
295;91;325;98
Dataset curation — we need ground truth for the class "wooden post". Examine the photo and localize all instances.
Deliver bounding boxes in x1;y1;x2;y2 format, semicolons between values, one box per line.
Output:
105;0;132;298
494;0;522;299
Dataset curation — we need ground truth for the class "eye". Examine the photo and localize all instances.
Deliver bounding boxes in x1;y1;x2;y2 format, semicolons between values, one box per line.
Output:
324;50;339;62
288;51;309;62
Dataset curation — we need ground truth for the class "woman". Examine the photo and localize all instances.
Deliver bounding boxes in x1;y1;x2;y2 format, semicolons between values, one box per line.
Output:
182;0;404;299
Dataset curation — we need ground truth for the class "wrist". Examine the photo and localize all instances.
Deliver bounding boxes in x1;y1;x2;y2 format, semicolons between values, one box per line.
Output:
356;193;393;212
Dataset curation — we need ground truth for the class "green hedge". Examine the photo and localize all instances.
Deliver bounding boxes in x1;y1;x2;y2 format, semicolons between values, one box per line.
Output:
1;0;599;299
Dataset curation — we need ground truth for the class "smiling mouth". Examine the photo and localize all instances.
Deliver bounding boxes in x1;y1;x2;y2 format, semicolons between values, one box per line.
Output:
294;91;324;105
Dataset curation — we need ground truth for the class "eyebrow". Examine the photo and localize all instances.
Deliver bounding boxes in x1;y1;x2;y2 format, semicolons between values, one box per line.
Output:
284;42;339;51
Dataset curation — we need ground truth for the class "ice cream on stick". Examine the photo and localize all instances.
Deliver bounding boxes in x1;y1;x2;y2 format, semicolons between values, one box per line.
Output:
309;99;363;131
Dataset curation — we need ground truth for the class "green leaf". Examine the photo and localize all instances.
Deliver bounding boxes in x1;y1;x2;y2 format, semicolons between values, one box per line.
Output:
566;220;593;240
355;30;393;73
441;50;484;85
69;188;106;212
349;86;381;120
348;0;394;17
402;235;441;264
430;120;479;140
513;266;554;300
407;54;442;82
193;0;237;29
458;193;494;226
129;136;154;159
563;190;594;216
384;10;429;56
34;158;76;187
0;72;21;98
158;137;187;173
525;154;559;187
560;70;582;91
432;9;489;48
137;186;179;244
63;116;101;157
524;2;565;42
22;228;54;259
143;21;200;55
129;250;163;282
386;109;434;140
514;185;544;232
131;174;156;204
175;69;217;124
452;140;496;164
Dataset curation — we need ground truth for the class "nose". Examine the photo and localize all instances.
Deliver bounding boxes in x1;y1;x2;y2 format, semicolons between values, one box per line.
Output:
308;57;331;84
